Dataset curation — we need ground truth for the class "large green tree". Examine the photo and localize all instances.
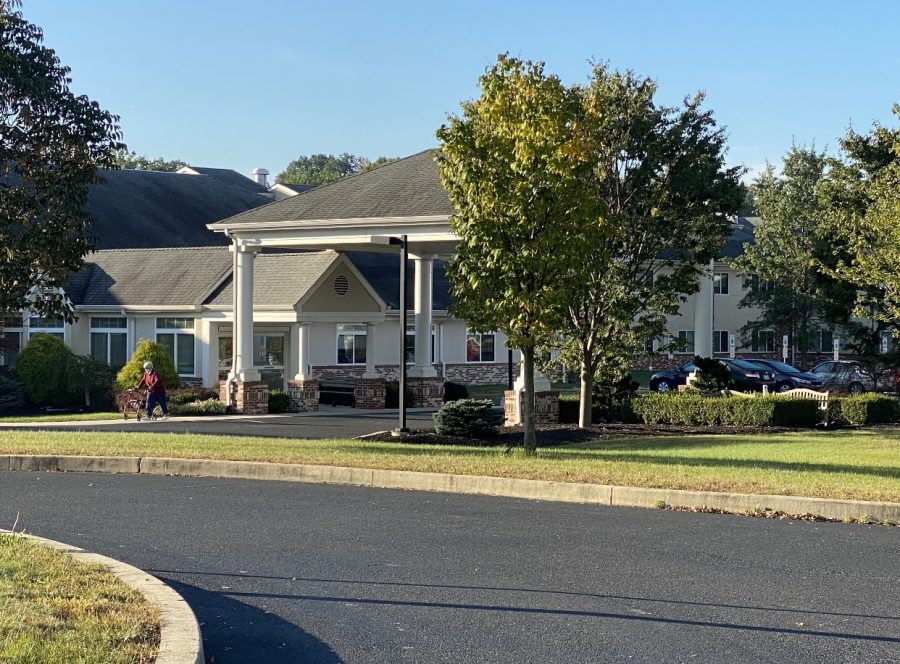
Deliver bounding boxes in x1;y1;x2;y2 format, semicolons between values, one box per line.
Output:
437;55;591;452
730;146;852;367
823;106;900;347
553;65;741;426
276;153;396;186
0;0;123;322
113;149;185;172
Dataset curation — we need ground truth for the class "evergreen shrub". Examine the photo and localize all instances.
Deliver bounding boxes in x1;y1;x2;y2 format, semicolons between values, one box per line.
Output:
630;393;821;427
116;339;180;390
433;398;504;437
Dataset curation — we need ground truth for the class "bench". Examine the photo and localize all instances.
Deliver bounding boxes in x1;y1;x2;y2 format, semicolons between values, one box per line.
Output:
319;377;356;407
779;388;830;411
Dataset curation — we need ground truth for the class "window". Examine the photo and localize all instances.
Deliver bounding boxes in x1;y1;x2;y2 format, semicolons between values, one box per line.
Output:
27;316;64;340
644;338;655;354
1;315;23;367
156;317;195;375
713;330;729;354
405;324;435;364
90;316;127;366
713;272;729;295
814;329;834;353
253;335;284;367
752;329;775;353
466;331;495;362
643;271;654;287
337;324;366;364
677;330;695;354
747;274;775;293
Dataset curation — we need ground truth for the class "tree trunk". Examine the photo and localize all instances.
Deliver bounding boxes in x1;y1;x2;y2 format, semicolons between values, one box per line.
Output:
578;355;593;429
522;345;537;454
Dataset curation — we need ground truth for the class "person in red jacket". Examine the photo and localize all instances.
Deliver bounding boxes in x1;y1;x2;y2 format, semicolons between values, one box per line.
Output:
137;361;169;420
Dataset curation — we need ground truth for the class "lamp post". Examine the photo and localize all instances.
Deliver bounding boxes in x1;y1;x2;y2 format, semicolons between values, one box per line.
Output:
390;236;409;434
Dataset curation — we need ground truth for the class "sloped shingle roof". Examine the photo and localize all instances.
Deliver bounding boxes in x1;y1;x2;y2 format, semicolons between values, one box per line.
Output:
206;251;340;307
212;150;453;226
87;169;269;249
183;166;269;194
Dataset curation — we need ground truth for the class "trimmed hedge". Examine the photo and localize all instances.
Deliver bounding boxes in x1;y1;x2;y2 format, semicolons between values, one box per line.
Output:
827;394;900;425
16;334;82;407
0;376;25;415
268;389;290;414
167;387;219;405
433;399;503;437
443;381;469;402
169;398;225;416
558;394;603;424
629;393;821;427
116;339;180;391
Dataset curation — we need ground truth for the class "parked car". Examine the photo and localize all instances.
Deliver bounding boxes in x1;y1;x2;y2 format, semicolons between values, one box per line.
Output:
650;359;776;393
808;360;890;395
742;359;823;392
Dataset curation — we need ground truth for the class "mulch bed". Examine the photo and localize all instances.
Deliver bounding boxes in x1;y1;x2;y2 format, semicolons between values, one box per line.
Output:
362;422;796;447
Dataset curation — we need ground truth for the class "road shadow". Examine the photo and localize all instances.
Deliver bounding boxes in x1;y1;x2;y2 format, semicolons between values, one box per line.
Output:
161;577;343;664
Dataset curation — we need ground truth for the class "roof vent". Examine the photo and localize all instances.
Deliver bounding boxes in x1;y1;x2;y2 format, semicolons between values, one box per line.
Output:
333;274;350;297
251;167;269;187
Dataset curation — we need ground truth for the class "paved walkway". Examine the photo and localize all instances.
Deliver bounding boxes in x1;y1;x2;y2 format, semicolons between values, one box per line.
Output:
0;408;438;439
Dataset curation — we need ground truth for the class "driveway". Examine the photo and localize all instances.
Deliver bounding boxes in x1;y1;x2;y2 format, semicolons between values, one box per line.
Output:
0;407;437;439
2;471;897;663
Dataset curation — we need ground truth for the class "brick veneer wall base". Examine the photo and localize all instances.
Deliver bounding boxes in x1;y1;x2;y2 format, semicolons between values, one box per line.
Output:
407;376;444;407
287;379;319;412
219;380;268;415
312;363;511;385
179;376;203;388
504;390;559;426
354;377;386;409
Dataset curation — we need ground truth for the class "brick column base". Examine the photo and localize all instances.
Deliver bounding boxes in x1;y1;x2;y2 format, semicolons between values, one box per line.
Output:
407;376;444;407
219;380;269;415
504;389;559;426
354;377;386;409
287;379;319;412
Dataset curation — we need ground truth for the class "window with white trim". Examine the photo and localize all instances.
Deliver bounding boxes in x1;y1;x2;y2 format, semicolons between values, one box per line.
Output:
466;331;495;363
713;330;729;354
813;329;834;353
677;330;695;354
156;317;195;375
747;274;776;293
752;329;775;353
337;324;366;364
713;272;729;295
90;316;127;366
1;314;23;367
27;316;64;340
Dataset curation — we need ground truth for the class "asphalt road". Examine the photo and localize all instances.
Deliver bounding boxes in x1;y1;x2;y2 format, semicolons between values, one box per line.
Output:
0;409;437;439
1;471;898;663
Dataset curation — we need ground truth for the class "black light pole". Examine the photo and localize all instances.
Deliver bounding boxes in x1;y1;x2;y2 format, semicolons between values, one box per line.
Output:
507;348;514;390
390;235;409;434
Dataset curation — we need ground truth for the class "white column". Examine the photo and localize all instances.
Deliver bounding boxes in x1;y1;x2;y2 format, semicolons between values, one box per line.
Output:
231;244;260;382
290;323;311;381
363;322;379;378
693;259;714;358
409;255;437;378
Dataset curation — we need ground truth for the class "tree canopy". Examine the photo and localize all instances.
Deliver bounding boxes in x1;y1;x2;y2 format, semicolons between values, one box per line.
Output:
113;149;186;172
0;0;123;321
276;153;397;186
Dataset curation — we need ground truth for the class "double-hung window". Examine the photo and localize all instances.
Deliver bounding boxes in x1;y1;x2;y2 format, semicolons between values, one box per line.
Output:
466;331;495;363
405;324;435;364
337;324;366;364
713;273;729;295
752;329;775;353
677;330;695;354
90;317;127;366
713;330;730;354
156;317;195;375
27;316;64;340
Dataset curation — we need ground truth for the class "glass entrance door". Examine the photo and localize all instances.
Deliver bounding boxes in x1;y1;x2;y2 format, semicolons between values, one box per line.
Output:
253;334;285;390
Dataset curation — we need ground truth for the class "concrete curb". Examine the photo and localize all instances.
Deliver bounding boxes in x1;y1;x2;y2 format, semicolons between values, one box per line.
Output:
0;529;203;664
2;454;898;522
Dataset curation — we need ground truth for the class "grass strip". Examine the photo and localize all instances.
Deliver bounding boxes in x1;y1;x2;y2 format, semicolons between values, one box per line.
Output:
0;534;159;664
0;412;123;423
0;429;898;503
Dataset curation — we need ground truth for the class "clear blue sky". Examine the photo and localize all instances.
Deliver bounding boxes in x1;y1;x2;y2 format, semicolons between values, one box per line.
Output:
23;0;899;182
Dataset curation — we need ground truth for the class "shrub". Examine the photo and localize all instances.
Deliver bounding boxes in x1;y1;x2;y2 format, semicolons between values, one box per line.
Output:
433;399;504;437
116;339;180;391
836;394;899;425
16;334;81;406
443;381;469;402
268;389;290;413
558;394;604;424
169;399;226;416
593;374;640;420
0;376;25;415
691;356;732;392
630;393;821;427
167;387;219;405
385;381;414;409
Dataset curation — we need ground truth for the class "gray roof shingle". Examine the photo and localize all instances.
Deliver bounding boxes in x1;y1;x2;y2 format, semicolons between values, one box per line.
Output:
87;169;269;249
211;150;453;227
206;251;340;307
70;247;232;307
183;166;269;194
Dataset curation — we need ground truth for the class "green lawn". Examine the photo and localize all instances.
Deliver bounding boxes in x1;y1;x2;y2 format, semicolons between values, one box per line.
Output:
0;534;159;664
0;412;123;423
1;429;898;503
